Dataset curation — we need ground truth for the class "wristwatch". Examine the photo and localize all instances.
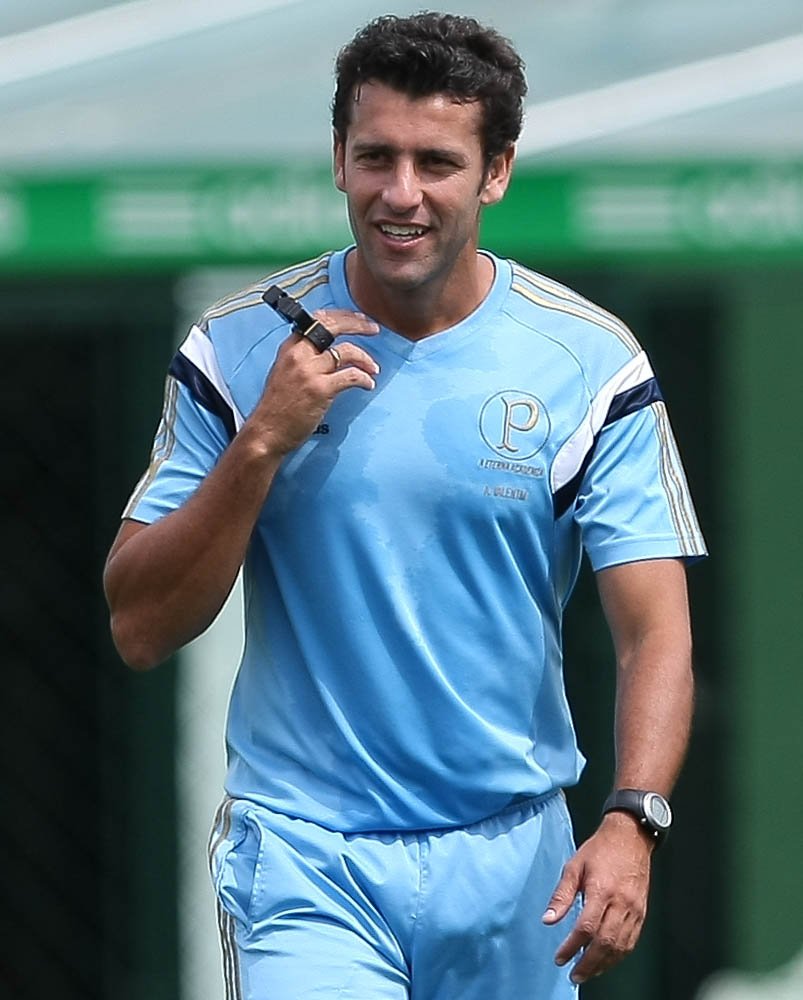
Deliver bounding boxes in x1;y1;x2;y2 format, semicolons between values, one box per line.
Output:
602;788;673;845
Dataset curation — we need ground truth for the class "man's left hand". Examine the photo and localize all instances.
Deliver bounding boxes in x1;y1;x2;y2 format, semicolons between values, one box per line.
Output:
542;811;655;984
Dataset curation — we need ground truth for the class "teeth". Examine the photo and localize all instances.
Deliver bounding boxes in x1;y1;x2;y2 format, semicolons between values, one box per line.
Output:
381;224;425;237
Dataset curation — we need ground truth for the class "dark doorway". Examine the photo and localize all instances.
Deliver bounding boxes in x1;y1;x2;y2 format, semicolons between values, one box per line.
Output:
0;276;179;1000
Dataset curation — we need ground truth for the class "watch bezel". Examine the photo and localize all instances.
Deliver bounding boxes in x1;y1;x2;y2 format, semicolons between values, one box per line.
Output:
642;791;673;831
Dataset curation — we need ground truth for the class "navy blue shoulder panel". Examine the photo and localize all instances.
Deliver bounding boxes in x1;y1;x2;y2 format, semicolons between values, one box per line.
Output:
552;377;663;519
168;353;237;441
603;378;663;427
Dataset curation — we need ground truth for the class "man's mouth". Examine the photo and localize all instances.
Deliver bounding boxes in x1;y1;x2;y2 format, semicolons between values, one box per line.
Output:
378;224;427;242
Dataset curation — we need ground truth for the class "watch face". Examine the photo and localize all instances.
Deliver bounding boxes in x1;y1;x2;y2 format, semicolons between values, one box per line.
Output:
644;793;673;830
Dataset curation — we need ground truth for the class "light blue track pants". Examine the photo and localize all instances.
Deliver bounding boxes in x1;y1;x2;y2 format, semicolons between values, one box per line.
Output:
209;791;581;1000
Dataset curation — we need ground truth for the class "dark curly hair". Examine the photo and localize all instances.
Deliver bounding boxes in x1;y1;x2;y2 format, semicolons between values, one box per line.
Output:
332;12;527;164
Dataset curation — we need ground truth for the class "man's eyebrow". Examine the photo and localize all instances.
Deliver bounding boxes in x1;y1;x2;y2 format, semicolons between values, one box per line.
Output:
419;147;466;161
351;140;467;161
351;140;395;155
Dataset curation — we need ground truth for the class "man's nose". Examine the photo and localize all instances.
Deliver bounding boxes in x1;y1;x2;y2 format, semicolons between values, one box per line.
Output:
381;160;423;214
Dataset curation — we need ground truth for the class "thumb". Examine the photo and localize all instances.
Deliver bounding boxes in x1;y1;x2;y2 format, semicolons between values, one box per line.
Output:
542;860;582;924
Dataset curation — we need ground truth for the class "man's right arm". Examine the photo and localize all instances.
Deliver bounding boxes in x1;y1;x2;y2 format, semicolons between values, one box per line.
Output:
103;424;283;670
104;310;379;670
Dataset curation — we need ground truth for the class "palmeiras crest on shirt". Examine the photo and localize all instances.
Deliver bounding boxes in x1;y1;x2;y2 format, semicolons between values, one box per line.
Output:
479;390;551;461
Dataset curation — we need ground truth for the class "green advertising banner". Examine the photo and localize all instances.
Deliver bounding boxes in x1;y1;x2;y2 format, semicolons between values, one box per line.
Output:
488;161;803;261
1;161;803;271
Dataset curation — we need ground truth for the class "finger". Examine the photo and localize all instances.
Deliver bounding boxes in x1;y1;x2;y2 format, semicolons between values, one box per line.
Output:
321;341;380;376
625;911;644;954
567;906;627;984
312;309;380;338
553;897;606;966
542;862;582;924
328;365;378;394
324;345;343;374
289;318;379;360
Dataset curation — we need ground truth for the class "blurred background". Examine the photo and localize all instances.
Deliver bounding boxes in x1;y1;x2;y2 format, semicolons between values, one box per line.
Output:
1;1;802;998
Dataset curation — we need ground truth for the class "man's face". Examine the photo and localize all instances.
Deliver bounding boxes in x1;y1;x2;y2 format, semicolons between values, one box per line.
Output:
334;81;512;302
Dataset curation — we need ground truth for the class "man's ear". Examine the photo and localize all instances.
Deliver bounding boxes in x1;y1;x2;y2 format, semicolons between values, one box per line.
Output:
333;130;346;192
480;145;515;206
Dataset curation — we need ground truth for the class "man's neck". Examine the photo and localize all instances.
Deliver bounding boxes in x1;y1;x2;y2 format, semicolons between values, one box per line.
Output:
345;250;495;341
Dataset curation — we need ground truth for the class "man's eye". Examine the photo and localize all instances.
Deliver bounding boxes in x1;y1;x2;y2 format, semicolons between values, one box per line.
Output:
425;156;455;169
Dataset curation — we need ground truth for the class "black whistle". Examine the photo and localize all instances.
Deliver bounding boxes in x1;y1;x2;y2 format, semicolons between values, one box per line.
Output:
262;285;334;352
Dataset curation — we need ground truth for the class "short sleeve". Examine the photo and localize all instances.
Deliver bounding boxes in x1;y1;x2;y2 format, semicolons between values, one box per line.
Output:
122;374;230;524
574;398;707;571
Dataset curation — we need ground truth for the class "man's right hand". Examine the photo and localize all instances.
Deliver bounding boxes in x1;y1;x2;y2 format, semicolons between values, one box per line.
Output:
252;308;380;456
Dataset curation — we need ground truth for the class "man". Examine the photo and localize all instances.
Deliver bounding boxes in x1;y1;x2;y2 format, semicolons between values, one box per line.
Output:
104;12;706;999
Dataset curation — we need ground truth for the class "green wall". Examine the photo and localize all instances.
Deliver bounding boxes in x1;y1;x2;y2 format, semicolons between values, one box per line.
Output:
725;269;803;971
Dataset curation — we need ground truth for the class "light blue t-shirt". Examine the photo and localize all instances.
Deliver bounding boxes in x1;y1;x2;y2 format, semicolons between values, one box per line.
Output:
125;249;706;832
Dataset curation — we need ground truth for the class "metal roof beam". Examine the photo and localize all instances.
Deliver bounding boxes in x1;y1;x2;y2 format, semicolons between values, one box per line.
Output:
0;0;301;88
519;32;803;156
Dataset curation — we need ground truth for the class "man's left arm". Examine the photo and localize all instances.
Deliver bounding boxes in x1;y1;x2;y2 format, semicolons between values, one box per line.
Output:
542;556;694;985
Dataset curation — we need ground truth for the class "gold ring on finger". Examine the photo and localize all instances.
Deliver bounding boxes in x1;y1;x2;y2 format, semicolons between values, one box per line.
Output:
327;345;342;371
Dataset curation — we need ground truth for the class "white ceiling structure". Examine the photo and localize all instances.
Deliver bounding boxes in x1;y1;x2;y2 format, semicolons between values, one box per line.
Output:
2;0;803;167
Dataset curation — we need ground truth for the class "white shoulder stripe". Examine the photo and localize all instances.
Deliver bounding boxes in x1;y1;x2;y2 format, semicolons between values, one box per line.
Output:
654;402;705;552
551;352;653;494
201;253;331;324
512;267;641;356
180;324;245;432
519;269;639;351
122;375;179;517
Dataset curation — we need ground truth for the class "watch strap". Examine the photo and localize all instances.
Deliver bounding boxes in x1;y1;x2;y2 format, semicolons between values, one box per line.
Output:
602;788;670;844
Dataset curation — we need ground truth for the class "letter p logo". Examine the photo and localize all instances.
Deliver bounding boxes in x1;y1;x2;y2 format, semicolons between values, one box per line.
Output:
499;398;539;453
479;390;550;461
